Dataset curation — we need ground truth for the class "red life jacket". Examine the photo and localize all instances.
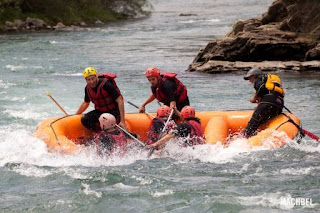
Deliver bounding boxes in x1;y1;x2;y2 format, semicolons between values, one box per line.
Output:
185;119;206;146
86;73;120;112
95;130;127;155
152;72;188;105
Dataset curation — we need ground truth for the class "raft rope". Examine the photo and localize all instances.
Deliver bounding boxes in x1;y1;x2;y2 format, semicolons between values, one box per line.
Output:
49;114;75;141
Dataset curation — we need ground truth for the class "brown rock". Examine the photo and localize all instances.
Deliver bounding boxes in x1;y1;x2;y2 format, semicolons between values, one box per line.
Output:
188;0;320;73
25;17;47;29
261;1;287;24
95;20;104;25
53;22;66;29
305;44;320;60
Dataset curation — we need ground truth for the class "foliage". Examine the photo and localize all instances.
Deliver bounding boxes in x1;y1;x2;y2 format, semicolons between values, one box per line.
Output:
0;0;150;26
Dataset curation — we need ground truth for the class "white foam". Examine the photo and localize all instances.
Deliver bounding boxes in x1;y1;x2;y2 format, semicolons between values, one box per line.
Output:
178;18;220;24
0;79;15;89
238;192;318;210
0;96;26;101
278;167;313;175
5;65;43;71
53;73;83;77
3;109;49;120
113;183;138;190
0;129;49;167
238;192;289;209
0;123;313;177
0;124;150;170
286;138;320;153
154;137;258;164
80;183;102;198
132;175;153;185
6;65;27;71
12;164;52;177
151;189;174;198
49;41;57;44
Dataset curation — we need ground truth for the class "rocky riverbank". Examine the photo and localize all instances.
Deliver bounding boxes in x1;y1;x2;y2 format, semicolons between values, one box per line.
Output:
2;17;104;32
0;0;150;32
188;0;320;73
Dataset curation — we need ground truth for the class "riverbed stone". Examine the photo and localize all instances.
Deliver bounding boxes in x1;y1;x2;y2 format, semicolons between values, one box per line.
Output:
53;22;66;29
188;0;320;73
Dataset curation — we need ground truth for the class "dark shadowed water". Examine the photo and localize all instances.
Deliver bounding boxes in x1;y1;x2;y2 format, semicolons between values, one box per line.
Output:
0;0;319;212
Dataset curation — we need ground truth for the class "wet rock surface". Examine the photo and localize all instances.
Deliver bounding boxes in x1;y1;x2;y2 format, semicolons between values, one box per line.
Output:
188;0;320;73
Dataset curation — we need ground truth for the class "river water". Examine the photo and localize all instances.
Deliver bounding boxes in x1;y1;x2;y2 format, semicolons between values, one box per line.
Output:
0;0;319;212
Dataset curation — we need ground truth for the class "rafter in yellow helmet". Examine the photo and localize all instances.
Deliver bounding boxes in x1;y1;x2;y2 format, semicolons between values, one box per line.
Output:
83;67;98;79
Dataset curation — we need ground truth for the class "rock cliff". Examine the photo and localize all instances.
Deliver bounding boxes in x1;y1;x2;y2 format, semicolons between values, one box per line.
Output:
188;0;320;73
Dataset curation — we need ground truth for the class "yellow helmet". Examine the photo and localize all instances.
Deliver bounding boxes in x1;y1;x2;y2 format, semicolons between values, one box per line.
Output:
83;67;98;79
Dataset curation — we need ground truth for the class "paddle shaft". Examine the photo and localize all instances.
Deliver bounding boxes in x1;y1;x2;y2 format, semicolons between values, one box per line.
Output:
126;101;155;118
46;92;68;116
115;124;145;147
283;105;319;141
148;109;175;157
303;129;320;141
159;109;175;138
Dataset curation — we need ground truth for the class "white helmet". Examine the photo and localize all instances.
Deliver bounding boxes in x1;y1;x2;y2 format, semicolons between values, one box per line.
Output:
99;113;116;130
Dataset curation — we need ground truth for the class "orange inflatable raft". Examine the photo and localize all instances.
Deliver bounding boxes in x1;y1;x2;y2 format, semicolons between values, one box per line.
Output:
34;111;301;154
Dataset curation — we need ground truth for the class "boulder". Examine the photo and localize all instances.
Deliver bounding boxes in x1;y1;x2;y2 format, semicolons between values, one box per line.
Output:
95;20;104;25
53;22;66;29
25;17;47;30
305;44;320;61
188;0;320;73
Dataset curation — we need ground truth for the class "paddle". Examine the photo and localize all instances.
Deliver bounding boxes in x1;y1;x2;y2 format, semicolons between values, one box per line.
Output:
46;92;68;116
302;129;319;141
115;124;146;147
126;101;155;118
147;108;175;157
283;106;319;142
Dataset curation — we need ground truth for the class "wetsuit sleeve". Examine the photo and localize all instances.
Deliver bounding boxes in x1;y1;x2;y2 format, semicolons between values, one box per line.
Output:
103;81;121;100
174;123;191;138
162;79;177;102
254;77;268;97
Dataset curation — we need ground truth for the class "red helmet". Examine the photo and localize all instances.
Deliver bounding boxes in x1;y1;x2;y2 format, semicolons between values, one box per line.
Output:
145;66;160;78
180;106;195;119
99;113;116;130
156;105;171;118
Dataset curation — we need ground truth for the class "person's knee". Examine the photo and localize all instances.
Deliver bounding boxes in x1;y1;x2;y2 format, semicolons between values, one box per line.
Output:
244;118;260;138
81;114;96;130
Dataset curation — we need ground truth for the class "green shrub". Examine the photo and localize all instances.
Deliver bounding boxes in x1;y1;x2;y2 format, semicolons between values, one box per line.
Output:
1;0;150;26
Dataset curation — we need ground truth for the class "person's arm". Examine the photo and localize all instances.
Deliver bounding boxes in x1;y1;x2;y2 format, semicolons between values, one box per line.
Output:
139;94;155;113
253;77;266;99
76;87;90;114
172;106;181;118
76;101;90;114
115;96;127;130
145;133;175;149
